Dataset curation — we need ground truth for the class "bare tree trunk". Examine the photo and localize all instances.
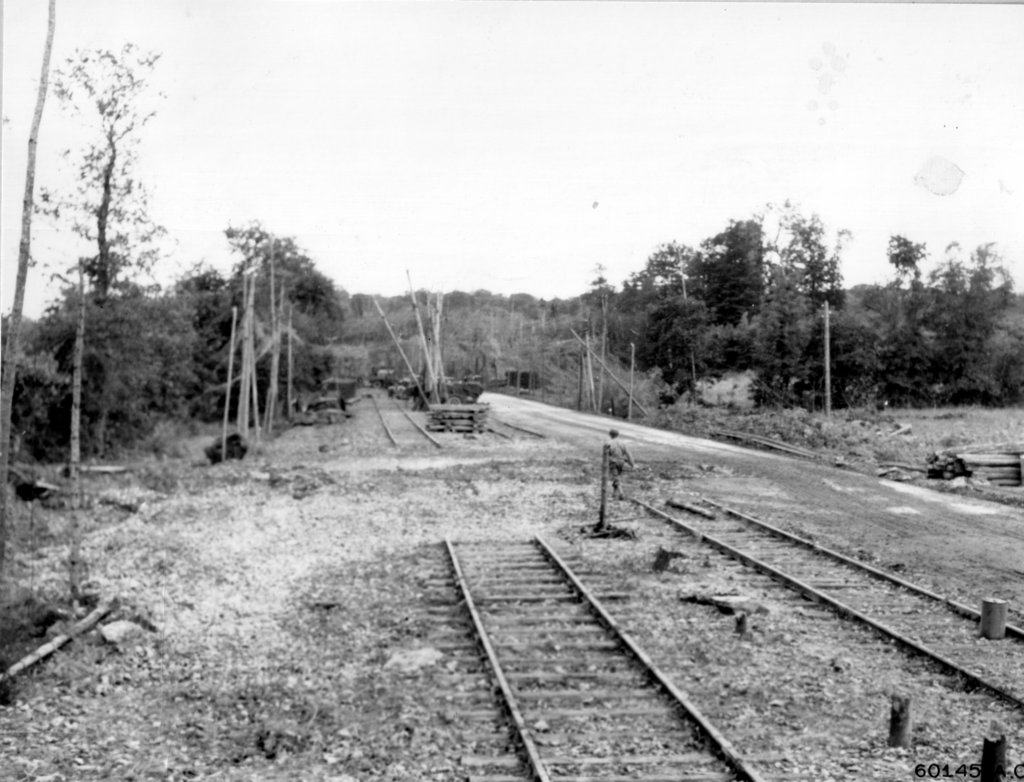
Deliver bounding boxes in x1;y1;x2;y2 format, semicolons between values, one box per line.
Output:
263;241;279;433
94;140;117;299
236;274;252;436
221;306;238;457
0;0;57;585
69;263;86;602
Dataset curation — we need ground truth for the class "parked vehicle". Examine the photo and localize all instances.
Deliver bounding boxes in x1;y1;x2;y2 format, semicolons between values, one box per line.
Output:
440;379;484;404
322;377;359;410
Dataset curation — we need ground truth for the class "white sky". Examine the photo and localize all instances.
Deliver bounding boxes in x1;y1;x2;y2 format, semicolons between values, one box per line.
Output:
3;1;1023;318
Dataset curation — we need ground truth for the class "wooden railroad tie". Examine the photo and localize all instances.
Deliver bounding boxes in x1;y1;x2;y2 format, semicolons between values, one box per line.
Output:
427;403;490;433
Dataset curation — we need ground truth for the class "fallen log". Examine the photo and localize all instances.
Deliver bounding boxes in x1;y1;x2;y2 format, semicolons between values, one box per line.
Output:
0;597;118;686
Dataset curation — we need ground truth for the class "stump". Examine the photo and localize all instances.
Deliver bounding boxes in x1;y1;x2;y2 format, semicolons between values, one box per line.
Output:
204;433;248;464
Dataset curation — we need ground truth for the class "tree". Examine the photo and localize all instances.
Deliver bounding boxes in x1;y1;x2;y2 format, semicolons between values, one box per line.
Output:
643;295;708;393
1;0;56;585
764;202;847;309
751;267;813;406
29;287;197;458
48;44;165;299
887;235;927;288
926;243;1014;404
619;242;695;373
692;219;765;326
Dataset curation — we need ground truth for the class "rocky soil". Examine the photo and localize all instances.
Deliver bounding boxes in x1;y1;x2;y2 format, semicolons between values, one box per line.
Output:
1;394;1023;780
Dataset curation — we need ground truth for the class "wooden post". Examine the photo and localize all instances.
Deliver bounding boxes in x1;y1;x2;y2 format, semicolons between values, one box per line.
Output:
570;329;652;417
577;350;584;412
628;342;635;421
221;306;238;460
599;298;608;415
263;240;279;434
981;732;1006;782
585;335;596;411
888;694;912;748
980;598;1008;640
824;301;832;418
236;273;251;436
286;303;293;421
598;443;609;530
407;272;436;401
734;613;748;639
373;298;428;406
247;273;261;446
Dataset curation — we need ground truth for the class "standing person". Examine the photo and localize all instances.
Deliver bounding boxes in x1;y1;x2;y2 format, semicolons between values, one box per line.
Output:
606;429;634;500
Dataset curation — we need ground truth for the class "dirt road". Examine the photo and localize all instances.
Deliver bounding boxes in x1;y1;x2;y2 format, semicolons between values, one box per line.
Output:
486;393;1024;610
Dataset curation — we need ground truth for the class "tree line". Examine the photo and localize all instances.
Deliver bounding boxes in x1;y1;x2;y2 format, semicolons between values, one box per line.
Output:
5;40;1024;467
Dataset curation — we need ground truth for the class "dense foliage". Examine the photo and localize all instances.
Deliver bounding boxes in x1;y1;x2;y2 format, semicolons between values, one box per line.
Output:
11;201;1023;463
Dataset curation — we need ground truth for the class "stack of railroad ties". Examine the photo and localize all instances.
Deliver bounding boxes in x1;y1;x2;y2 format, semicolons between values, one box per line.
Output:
426;403;489;434
926;442;1024;487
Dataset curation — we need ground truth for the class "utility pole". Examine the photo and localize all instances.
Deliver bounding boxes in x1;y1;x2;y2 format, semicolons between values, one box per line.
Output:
628;343;635;421
824;301;832;417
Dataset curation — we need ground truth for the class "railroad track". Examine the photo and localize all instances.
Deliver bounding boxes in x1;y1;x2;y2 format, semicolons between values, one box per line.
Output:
635;496;1024;710
444;537;767;782
367;392;443;448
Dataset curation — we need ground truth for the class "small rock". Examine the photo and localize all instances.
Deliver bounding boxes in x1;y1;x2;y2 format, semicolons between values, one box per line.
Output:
831;656;850;672
99;620;145;645
534;719;550;732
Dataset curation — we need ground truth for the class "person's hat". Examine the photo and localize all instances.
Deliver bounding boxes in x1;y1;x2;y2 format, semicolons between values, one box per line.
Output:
609;429;619;437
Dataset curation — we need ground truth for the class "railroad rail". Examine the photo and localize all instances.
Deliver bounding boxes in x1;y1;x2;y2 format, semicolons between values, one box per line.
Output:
368;393;398;446
635;497;1024;711
445;536;767;782
385;393;442;448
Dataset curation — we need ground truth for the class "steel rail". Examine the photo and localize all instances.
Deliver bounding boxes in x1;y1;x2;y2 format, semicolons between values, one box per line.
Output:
708;428;816;459
634;499;1024;712
700;497;1024;640
444;538;552;782
491;417;547;439
390;397;443;448
368;394;398;446
534;536;768;782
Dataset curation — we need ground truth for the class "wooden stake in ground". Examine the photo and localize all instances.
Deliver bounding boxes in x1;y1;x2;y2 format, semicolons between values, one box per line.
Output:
221;305;238;459
888;693;912;748
0;0;56;582
981;731;1006;782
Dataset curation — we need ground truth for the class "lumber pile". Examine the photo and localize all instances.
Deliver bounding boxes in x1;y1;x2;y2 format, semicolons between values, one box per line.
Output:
927;445;1023;486
427;404;489;433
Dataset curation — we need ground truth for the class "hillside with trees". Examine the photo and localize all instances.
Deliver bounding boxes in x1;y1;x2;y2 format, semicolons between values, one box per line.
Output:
4;38;1024;585
7;196;1024;463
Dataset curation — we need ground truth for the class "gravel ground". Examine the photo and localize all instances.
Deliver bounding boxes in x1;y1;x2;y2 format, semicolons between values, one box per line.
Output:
3;394;1023;781
0;399;591;780
554;517;1024;782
